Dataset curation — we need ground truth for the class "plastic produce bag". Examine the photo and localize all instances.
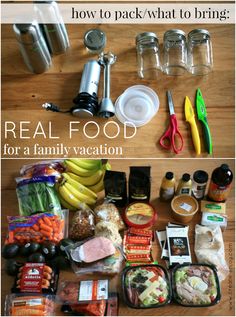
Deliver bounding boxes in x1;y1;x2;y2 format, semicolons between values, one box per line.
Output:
194;224;229;281
69;208;95;241
5;211;69;245
94;202;125;231
16;176;61;216
19;160;64;178
5;294;56;316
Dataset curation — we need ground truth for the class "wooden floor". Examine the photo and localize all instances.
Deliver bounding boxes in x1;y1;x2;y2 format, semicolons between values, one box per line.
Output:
1;24;235;158
1;158;235;315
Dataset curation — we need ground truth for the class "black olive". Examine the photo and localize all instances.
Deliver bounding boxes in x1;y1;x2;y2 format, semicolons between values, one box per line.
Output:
5;259;22;276
27;253;45;263
2;243;20;259
41;242;57;259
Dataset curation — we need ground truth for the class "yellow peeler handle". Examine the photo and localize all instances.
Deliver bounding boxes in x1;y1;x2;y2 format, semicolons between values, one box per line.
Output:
189;117;201;155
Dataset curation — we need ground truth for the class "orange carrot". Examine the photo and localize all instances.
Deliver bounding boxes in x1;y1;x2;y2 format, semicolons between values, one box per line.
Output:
39;223;53;233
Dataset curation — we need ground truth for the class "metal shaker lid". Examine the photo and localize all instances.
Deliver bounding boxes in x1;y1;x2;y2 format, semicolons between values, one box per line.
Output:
13;21;42;44
84;29;106;52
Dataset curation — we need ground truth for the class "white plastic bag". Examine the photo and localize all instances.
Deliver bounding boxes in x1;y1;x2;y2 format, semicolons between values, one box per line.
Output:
194;224;229;281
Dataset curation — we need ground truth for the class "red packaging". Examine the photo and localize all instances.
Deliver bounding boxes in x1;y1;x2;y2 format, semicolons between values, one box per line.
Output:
128;228;153;238
127;235;151;245
126;254;152;262
126;245;151;255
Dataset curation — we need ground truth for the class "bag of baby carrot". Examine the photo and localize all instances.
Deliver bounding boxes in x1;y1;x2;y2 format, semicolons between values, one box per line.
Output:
5;211;69;245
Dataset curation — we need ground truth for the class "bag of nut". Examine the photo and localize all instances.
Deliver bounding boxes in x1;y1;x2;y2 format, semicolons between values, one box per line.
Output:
69;208;95;241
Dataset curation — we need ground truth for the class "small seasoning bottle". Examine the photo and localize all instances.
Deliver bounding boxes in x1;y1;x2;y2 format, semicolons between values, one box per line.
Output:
176;173;192;196
192;170;209;200
84;29;106;54
208;164;233;202
160;172;175;202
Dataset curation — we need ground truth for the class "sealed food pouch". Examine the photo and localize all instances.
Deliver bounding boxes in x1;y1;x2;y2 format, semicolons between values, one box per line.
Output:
5;293;56;316
194;224;229;281
69;208;95;241
16;176;61;216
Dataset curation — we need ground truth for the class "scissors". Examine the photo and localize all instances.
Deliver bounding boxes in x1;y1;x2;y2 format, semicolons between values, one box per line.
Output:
159;91;184;154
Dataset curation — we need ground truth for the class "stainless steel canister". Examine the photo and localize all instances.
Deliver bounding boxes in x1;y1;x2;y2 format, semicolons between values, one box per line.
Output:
13;21;52;74
34;1;70;55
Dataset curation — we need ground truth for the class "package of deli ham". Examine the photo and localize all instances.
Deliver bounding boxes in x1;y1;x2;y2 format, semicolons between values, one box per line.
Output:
65;237;124;275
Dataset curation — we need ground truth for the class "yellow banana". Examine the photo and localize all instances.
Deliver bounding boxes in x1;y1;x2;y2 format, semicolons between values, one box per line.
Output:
58;184;90;209
65;160;99;177
87;171;105;193
62;173;97;199
58;193;77;211
69;158;102;170
66;169;103;187
64;181;96;205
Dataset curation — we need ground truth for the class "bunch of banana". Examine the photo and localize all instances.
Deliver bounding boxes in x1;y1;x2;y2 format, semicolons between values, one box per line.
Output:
56;159;111;210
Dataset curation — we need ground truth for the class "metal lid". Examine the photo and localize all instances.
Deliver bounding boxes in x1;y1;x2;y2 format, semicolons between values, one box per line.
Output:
13;21;42;44
164;29;186;40
84;29;106;52
193;170;208;184
136;32;158;44
188;29;210;39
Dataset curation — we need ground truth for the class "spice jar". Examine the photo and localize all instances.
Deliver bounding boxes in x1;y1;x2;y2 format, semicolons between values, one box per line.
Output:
136;32;161;79
187;29;213;75
163;29;187;76
192;170;208;200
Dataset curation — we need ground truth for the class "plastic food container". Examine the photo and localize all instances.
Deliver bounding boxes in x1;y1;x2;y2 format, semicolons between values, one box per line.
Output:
123;202;157;229
115;85;159;127
4;294;56;316
122;265;171;308
172;264;221;307
171;195;198;224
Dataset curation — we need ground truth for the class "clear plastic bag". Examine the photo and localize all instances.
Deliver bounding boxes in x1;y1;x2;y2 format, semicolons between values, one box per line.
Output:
194;224;229;281
4;294;56;316
5;211;69;245
94;202;125;231
19;160;64;178
95;221;122;245
65;238;124;275
69;208;95;241
16;176;61;216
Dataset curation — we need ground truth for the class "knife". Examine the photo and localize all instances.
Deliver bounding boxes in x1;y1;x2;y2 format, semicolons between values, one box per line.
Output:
185;96;201;155
196;88;213;155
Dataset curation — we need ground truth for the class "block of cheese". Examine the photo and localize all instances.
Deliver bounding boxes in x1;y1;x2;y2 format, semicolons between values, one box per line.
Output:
201;200;226;215
201;212;227;230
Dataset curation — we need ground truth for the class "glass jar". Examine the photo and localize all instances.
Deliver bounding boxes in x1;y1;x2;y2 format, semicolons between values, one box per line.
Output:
136;32;161;79
163;29;187;76
84;29;106;54
187;29;213;75
192;170;208;200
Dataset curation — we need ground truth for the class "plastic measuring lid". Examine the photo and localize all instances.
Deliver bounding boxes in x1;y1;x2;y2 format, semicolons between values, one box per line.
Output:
115;85;159;127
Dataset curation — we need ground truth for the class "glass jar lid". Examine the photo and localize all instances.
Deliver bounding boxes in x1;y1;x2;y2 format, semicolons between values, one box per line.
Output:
164;29;186;40
84;29;106;51
188;28;210;39
136;32;158;44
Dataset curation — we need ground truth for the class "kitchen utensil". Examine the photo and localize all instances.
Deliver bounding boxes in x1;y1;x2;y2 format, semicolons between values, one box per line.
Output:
185;96;201;155
98;52;116;118
196;88;213;154
159;91;184;154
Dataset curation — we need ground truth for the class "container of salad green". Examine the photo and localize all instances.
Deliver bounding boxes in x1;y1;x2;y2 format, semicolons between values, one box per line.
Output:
171;263;221;307
122;265;171;309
